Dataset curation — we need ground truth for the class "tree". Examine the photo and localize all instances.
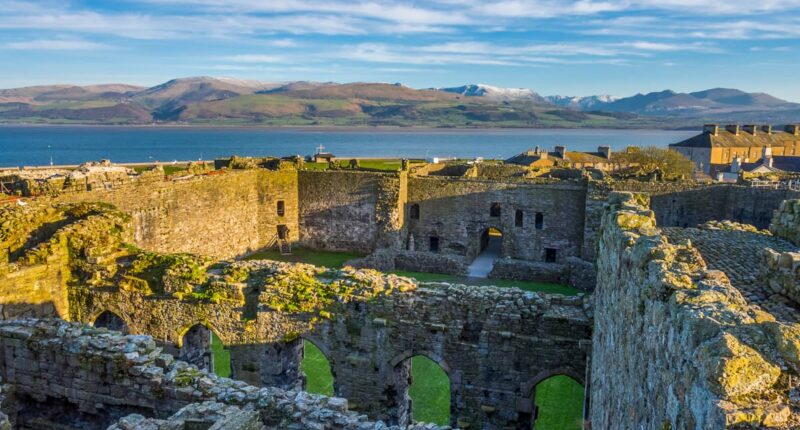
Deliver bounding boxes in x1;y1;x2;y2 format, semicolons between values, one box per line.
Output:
616;146;695;180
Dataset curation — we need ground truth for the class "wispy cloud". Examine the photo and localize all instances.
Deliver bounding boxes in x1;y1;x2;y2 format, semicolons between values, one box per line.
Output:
5;38;110;50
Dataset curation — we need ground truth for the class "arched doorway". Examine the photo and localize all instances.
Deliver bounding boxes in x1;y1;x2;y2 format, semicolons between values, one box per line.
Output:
92;311;128;334
531;374;584;430
480;227;503;253
409;355;451;425
391;353;452;426
469;227;503;278
300;339;334;396
180;324;231;377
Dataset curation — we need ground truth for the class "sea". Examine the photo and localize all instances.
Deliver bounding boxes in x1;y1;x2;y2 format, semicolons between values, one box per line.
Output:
0;125;696;168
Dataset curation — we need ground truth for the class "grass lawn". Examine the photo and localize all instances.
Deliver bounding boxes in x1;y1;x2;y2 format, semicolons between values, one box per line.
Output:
244;247;365;268
534;375;584;430
211;332;231;378
410;356;451;425
302;341;335;396
302;159;425;172
390;270;581;296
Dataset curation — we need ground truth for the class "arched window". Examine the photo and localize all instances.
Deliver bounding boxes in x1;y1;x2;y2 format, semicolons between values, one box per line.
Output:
277;200;285;217
535;212;544;230
410;203;420;220
490;203;501;217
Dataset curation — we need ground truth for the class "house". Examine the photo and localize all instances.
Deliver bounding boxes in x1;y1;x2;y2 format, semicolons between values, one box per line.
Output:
717;145;800;182
670;124;800;176
505;145;615;170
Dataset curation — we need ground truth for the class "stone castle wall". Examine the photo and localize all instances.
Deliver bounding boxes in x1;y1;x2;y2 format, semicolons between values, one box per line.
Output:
297;170;407;253
651;185;799;229
0;319;440;430
0;203;131;321
54;170;299;259
405;177;587;263
761;248;800;306
769;199;800;246
73;266;592;429
591;192;800;429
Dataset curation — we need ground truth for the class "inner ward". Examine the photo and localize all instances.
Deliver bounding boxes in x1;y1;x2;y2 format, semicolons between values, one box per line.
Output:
0;157;798;429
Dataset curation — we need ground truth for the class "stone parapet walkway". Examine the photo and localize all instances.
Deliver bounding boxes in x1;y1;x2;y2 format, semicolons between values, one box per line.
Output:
663;227;800;323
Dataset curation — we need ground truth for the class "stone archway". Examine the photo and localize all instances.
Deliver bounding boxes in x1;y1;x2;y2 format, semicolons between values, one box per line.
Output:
389;351;453;427
179;324;213;373
469;227;503;277
520;369;586;430
92;310;128;334
301;338;335;396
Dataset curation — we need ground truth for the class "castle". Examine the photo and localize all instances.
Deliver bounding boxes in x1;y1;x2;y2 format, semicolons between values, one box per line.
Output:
0;158;798;429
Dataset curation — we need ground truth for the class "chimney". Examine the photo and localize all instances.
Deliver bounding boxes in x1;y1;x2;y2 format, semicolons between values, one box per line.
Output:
726;124;740;135
761;125;773;134
786;124;800;136
554;145;566;158
742;124;757;135
526;148;536;156
703;124;719;136
598;145;611;159
763;145;773;159
731;155;741;173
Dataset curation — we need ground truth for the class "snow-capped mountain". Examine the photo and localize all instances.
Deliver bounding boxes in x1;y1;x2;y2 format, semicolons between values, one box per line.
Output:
545;95;619;110
438;84;549;104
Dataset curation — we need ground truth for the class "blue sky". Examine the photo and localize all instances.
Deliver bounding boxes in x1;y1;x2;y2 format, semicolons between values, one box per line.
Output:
2;0;800;101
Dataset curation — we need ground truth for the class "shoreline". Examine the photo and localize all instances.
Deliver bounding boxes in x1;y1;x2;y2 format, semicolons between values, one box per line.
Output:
0;123;697;133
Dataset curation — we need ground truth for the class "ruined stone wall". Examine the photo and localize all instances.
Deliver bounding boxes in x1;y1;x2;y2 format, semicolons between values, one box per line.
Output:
405;177;587;263
650;185;799;229
71;261;592;430
0;319;440;430
761;248;800;306
298;171;406;253
769;199;800;246
591;192;800;429
54;170;299;259
0;203;131;321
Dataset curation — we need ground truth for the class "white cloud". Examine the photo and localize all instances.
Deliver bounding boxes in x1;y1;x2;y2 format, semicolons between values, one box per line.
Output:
5;38;110;50
226;54;285;63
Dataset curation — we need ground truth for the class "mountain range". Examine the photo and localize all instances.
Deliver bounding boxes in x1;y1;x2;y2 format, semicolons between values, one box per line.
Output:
1;77;797;128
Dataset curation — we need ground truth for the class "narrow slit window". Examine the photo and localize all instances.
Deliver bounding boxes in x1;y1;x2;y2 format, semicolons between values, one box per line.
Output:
535;212;544;230
515;210;524;227
277;200;285;217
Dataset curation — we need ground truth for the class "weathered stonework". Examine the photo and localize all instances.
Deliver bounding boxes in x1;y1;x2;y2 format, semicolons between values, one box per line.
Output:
591;192;800;429
761;248;800;306
71;260;591;429
770;199;800;246
0;319;445;430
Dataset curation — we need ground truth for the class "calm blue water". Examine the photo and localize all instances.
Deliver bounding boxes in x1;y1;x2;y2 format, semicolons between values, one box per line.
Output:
0;126;696;167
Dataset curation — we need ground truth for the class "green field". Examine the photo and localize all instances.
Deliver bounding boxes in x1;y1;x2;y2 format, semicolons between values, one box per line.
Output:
303;159;425;172
534;375;584;430
409;355;451;425
301;341;335;396
211;332;231;378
